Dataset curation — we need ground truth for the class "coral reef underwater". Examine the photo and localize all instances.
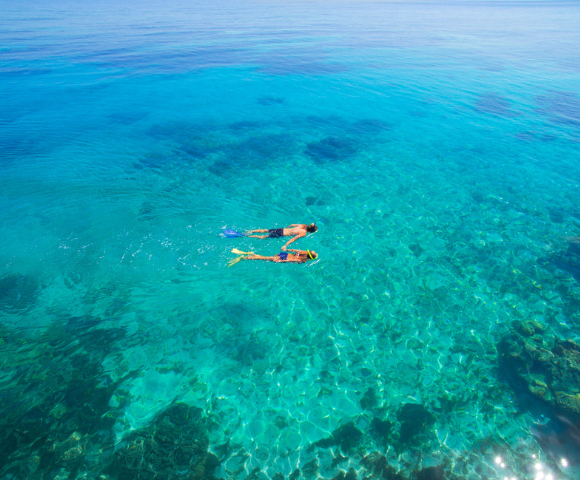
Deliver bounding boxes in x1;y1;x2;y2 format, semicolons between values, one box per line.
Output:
105;403;220;480
499;320;580;424
0;317;219;480
3;292;580;480
498;320;580;466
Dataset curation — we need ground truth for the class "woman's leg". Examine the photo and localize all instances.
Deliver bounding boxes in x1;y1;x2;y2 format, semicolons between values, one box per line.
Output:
244;255;276;261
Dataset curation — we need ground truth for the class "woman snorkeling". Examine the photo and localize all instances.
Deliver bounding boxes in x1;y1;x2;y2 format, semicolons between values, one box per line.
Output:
229;248;318;267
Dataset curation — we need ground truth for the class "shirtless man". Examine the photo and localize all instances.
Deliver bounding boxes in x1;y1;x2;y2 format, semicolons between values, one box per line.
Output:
246;223;317;250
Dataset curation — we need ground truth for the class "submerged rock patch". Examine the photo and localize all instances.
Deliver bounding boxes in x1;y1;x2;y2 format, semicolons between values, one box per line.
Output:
474;92;517;118
257;95;286;106
0;318;131;478
210;134;295;176
370;417;393;447
228;120;262;131
304;137;357;164
360;387;379;410
498;325;580;425
396;403;436;446
417;465;446;480
309;421;363;454
0;273;40;312
361;453;406;480
349;118;392;134
106;403;218;480
306;196;326;206
535;90;580;128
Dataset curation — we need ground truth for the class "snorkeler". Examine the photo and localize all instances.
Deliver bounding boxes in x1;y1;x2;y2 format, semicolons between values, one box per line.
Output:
246;223;318;250
228;248;318;267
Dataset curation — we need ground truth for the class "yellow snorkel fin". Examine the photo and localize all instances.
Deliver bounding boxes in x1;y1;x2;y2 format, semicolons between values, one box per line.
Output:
231;248;253;255
228;257;244;267
228;248;254;267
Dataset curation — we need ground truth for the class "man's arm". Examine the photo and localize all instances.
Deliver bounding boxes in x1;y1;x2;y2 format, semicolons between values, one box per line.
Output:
282;235;301;250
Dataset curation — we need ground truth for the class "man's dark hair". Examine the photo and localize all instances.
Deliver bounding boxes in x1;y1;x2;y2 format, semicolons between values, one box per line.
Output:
307;224;318;233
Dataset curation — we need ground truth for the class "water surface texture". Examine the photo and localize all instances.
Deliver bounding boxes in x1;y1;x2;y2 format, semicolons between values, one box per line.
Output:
2;1;580;479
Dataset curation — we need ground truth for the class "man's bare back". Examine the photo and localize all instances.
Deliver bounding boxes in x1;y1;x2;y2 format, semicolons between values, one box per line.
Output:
246;223;318;249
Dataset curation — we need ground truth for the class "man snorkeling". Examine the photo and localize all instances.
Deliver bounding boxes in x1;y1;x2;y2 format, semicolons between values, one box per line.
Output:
229;248;318;267
246;223;317;250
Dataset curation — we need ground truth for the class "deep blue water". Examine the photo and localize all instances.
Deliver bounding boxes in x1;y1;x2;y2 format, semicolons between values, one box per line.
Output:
1;1;580;479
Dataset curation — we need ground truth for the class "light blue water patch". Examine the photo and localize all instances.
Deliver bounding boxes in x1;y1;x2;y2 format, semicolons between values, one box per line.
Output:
1;1;580;479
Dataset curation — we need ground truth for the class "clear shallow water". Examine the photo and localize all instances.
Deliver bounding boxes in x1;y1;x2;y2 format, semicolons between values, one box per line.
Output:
2;1;580;479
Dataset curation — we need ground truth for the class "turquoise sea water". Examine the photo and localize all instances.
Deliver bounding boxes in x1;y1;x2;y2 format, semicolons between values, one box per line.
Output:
2;1;580;479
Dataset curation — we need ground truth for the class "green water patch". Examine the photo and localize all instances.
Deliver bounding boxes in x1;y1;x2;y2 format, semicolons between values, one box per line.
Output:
0;316;132;477
0;316;221;479
0;273;41;313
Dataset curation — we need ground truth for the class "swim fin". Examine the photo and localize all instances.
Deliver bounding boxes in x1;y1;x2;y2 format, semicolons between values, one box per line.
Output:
222;229;246;238
231;248;253;255
228;256;244;267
